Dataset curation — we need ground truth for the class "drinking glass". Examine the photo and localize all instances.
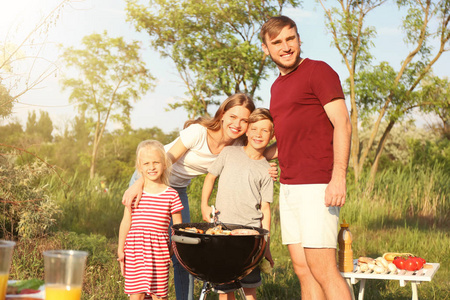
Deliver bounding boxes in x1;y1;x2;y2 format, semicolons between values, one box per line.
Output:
43;250;88;300
0;240;16;300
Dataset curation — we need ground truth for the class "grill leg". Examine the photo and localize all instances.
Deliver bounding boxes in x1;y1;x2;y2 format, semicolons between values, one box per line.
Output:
199;281;210;300
236;287;246;300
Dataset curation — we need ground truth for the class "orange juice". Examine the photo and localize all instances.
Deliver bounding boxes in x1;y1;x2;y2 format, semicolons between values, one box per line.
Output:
45;284;81;300
0;273;9;300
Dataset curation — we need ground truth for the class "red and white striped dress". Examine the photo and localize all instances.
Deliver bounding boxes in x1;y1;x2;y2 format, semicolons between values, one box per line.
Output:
124;187;183;298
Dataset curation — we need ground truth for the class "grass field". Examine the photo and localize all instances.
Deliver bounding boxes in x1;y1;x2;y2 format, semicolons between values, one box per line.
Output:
8;163;449;299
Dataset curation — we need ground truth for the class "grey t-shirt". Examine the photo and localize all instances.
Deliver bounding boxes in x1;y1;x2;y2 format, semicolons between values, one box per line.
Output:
208;146;273;227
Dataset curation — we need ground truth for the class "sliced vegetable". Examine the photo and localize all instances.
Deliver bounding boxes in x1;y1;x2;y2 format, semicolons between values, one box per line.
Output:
9;279;44;293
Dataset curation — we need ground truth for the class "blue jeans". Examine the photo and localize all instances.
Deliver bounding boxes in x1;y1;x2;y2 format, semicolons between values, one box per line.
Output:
171;186;195;300
129;172;194;299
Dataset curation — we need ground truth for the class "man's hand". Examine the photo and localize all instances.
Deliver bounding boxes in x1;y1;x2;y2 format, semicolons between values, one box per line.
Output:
325;176;346;207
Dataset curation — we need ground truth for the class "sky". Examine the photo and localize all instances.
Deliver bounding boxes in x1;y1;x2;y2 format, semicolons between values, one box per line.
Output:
1;0;449;134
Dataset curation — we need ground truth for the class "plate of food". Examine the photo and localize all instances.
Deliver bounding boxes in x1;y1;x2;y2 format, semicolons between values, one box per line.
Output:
6;279;45;299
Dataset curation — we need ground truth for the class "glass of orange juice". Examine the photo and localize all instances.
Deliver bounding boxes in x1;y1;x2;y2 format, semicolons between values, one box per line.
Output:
0;240;16;300
43;250;88;300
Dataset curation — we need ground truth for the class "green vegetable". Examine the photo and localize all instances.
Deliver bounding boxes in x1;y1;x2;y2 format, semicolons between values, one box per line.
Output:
10;279;44;292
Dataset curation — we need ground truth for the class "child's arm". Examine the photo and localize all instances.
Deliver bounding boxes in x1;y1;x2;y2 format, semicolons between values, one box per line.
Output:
169;212;183;257
172;212;183;225
201;173;218;222
117;206;131;276
261;201;274;267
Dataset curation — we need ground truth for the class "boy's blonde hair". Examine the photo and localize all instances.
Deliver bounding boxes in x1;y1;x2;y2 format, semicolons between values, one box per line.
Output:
135;140;172;186
248;108;274;134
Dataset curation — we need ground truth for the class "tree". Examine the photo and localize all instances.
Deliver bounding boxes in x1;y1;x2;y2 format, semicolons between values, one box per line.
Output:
25;110;54;143
36;111;54;142
319;0;450;186
0;83;13;118
125;0;301;118
418;76;450;139
0;121;23;145
0;0;72;117
60;32;155;179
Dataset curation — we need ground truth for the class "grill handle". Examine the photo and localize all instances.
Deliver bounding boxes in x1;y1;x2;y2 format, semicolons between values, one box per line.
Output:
172;235;201;245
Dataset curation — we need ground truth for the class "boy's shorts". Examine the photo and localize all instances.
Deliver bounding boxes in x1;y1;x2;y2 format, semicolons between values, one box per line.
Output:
279;183;340;248
213;266;262;293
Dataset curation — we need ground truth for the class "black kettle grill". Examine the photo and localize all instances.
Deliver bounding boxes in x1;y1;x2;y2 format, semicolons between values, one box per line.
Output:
172;222;269;299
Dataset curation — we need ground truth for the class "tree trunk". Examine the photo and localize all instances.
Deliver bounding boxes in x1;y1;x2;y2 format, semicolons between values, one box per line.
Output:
367;119;395;188
90;136;99;180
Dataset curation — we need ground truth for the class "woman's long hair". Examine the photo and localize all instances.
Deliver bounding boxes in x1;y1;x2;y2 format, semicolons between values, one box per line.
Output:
183;93;255;131
135;140;172;186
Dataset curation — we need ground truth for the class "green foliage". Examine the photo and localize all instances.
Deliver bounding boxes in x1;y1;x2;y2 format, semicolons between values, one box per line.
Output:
0;156;61;239
60;31;154;129
125;0;301;117
25;110;54;142
55;231;115;266
45;173;126;238
18;197;61;240
60;31;155;178
0;121;23;144
408;137;450;173
321;0;378;69
0;83;13;118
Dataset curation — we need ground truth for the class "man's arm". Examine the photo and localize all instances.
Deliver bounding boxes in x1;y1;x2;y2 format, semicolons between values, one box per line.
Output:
323;99;352;207
263;142;278;160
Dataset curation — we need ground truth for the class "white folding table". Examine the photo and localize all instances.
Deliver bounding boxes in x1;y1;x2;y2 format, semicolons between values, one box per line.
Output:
340;260;440;300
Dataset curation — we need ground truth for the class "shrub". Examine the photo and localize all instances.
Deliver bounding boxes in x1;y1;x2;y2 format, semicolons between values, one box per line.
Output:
0;155;61;239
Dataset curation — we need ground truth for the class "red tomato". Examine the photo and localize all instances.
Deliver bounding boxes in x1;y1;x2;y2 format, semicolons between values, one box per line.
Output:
418;256;426;265
393;257;406;269
411;256;424;269
405;258;418;271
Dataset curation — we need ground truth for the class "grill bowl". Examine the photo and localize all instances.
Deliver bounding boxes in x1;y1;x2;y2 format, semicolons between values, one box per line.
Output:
172;222;268;284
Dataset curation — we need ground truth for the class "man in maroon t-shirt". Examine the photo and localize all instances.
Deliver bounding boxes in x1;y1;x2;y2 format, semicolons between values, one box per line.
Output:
261;16;352;300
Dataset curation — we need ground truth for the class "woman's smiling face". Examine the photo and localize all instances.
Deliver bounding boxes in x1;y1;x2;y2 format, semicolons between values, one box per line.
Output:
221;105;251;140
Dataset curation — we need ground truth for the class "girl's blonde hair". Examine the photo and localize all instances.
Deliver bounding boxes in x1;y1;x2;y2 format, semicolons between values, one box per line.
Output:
135;140;172;186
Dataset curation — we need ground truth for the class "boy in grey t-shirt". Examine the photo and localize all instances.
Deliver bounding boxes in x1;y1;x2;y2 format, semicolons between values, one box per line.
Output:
201;108;275;299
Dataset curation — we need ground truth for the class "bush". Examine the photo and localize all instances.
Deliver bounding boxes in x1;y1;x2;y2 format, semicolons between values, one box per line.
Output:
0;155;61;239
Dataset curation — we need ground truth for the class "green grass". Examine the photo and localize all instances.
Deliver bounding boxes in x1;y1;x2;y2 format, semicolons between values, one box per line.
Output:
8;163;450;299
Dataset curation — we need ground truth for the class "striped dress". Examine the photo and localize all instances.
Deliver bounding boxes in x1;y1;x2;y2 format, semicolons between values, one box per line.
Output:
124;187;183;298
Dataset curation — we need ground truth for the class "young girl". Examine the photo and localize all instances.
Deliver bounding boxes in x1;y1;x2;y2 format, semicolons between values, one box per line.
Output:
118;140;183;300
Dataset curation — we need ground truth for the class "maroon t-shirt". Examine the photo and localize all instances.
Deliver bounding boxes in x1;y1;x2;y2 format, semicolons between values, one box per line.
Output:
270;58;345;184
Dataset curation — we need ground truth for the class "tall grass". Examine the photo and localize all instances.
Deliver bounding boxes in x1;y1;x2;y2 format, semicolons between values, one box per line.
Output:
9;163;449;299
44;172;127;238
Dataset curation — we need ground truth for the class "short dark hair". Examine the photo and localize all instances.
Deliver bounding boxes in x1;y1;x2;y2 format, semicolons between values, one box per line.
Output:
260;15;298;44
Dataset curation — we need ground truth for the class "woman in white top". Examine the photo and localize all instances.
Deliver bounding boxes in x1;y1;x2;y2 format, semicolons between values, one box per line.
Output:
123;93;259;300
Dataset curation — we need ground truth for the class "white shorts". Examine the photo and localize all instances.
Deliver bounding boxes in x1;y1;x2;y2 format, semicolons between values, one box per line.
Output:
279;183;340;248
